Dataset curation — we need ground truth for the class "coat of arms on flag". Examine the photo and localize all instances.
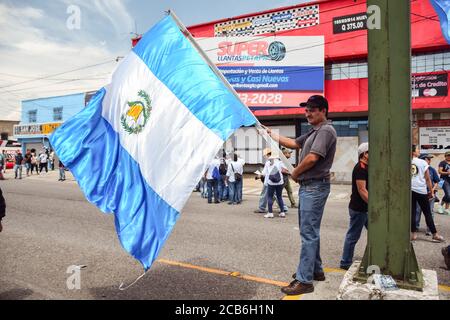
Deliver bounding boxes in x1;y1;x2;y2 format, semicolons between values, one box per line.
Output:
121;90;152;134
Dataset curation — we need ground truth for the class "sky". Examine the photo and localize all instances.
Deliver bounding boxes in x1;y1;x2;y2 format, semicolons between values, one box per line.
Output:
0;0;310;121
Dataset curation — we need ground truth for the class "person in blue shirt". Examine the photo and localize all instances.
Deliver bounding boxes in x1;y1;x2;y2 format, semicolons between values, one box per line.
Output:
416;154;440;235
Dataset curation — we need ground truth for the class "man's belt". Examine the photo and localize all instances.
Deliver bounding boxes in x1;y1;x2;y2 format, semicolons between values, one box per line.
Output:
299;178;330;185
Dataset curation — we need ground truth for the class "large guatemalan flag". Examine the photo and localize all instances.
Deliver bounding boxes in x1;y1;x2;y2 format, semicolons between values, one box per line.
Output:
430;0;450;44
50;15;256;270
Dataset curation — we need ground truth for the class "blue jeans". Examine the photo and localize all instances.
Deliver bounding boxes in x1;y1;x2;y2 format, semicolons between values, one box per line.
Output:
59;168;66;180
218;175;229;201
415;199;435;231
442;180;450;204
295;181;330;284
228;181;238;204
25;163;31;175
340;208;368;268
267;184;284;213
14;164;22;179
207;179;219;203
235;179;243;203
258;185;268;211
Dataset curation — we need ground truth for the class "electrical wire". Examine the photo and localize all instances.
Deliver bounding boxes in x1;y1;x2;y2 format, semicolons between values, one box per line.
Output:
0;59;116;90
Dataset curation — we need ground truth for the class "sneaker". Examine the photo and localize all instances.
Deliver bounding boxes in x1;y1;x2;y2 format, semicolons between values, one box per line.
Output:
263;213;274;218
446;209;450;216
425;231;432;236
281;280;314;295
340;265;350;271
437;207;445;214
279;212;286;218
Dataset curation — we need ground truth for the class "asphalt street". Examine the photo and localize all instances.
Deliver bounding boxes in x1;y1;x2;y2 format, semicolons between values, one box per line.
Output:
0;170;449;300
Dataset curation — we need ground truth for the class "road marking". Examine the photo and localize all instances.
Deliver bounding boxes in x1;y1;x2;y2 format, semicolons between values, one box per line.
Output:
439;284;450;292
157;259;289;287
282;294;302;300
157;259;450;298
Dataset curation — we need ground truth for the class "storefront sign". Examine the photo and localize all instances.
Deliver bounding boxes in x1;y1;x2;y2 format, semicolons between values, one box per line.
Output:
200;36;324;108
412;73;448;97
14;122;62;136
333;12;367;34
419;126;450;153
214;5;319;37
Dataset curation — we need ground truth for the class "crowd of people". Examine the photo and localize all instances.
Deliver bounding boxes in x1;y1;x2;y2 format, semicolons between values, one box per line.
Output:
195;152;245;205
0;148;66;182
1;94;449;295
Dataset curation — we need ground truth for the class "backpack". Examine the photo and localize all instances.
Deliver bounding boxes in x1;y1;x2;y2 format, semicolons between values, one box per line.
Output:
212;167;221;180
231;163;242;182
219;160;227;175
268;165;282;184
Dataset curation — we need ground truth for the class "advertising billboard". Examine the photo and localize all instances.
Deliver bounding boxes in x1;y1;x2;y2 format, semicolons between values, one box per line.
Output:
199;36;324;111
420;126;450;153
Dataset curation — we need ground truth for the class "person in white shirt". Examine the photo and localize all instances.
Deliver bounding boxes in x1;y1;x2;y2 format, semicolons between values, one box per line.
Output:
411;145;444;242
39;151;48;173
226;154;244;205
236;153;245;203
262;154;289;218
205;157;220;204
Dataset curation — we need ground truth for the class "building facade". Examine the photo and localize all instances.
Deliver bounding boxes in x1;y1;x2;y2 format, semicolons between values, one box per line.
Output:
15;92;92;154
0;120;19;141
185;0;450;181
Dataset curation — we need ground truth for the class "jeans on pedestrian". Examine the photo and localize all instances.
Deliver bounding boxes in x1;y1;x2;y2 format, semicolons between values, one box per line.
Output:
217;176;226;201
442;180;450;204
235;178;243;203
295;181;330;284
39;163;48;173
340;208;368;268
258;184;268;211
284;177;296;207
228;181;237;204
14;164;23;179
411;191;437;234
59;168;66;180
267;184;285;213
415;199;435;231
25;163;31;175
207;179;219;203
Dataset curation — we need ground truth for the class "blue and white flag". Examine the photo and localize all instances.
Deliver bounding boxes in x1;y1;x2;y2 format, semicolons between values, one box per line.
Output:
430;0;450;44
50;15;256;270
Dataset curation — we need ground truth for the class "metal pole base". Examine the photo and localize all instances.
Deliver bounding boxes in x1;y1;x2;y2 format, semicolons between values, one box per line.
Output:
353;245;424;291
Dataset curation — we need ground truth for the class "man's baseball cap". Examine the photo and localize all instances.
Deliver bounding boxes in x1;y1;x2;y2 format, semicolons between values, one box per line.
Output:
445;151;450;156
419;153;434;160
358;142;369;157
299;95;329;110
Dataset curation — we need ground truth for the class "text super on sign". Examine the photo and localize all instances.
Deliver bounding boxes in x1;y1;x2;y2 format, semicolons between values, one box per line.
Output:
333;13;367;34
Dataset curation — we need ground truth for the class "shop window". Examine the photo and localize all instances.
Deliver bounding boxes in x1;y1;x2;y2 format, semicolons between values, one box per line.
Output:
28;110;37;123
53;107;63;121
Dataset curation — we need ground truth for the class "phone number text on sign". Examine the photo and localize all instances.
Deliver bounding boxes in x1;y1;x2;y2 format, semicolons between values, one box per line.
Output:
238;91;316;108
239;93;283;106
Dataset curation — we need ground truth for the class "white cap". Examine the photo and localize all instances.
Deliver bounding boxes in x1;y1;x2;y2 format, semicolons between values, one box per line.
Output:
358;142;369;157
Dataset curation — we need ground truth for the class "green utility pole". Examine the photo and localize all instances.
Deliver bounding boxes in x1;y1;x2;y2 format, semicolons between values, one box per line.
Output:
354;0;423;290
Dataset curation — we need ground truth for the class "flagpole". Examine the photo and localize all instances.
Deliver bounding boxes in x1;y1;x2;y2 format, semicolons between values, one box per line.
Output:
168;10;295;173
